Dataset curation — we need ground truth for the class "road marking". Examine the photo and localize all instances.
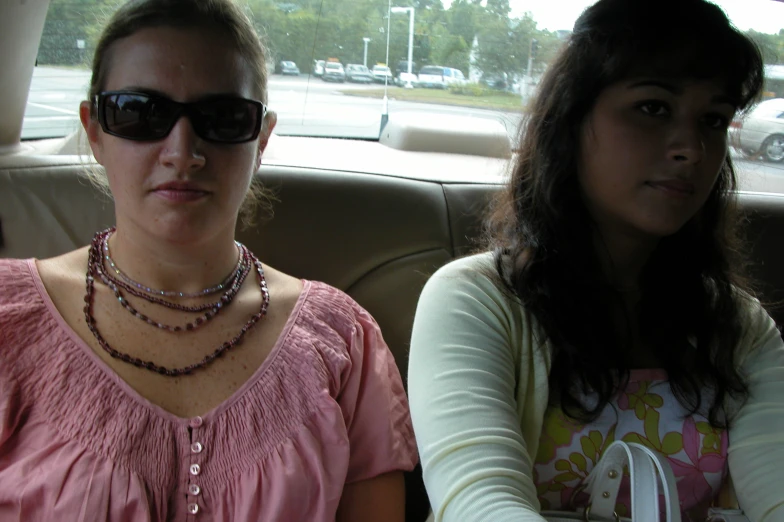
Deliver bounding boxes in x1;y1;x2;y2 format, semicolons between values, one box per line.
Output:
22;116;79;122
27;102;78;115
41;93;68;101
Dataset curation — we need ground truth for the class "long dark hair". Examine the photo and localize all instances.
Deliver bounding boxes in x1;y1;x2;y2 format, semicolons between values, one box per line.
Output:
484;0;765;428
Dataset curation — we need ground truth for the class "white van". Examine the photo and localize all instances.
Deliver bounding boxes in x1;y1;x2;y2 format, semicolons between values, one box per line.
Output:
417;66;466;89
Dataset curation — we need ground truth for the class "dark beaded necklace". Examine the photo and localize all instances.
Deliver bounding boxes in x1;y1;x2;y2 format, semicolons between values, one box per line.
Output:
98;228;248;313
83;229;270;376
94;231;252;331
103;230;244;298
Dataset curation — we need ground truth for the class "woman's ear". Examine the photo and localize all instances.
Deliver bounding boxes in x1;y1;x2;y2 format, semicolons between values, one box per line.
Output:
80;100;104;164
258;110;277;155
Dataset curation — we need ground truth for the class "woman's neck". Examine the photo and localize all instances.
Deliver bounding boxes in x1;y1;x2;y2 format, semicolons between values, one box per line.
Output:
106;224;241;295
594;225;658;292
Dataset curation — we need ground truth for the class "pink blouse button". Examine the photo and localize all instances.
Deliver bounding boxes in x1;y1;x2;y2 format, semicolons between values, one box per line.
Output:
191;442;203;453
188;484;201;496
189;464;201;476
187;502;199;514
189;416;203;428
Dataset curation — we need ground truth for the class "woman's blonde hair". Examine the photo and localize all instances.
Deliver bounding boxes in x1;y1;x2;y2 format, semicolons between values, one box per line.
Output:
81;0;275;227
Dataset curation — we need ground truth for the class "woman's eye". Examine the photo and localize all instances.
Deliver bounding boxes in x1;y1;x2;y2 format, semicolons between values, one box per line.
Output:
704;113;730;130
637;101;669;116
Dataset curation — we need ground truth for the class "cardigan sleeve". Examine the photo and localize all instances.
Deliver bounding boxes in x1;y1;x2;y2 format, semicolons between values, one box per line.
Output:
408;254;548;522
727;298;784;521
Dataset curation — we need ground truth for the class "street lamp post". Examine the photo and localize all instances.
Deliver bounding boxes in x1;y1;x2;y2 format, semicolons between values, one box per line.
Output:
390;6;414;89
363;37;371;68
522;37;537;102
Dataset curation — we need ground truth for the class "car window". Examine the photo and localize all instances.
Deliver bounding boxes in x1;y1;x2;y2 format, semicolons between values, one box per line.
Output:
21;0;784;191
419;66;444;75
754;99;784;116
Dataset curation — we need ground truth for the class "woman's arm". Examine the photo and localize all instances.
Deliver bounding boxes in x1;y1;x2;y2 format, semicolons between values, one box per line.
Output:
333;294;418;517
727;299;784;521
408;254;547;522
336;471;406;522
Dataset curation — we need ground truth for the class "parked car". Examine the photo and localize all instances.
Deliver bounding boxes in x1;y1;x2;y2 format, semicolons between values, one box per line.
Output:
322;62;346;82
417;66;467;89
345;64;373;83
312;59;325;76
395;72;419;88
731;98;784;162
371;64;393;83
480;72;510;90
279;61;300;76
395;60;418;77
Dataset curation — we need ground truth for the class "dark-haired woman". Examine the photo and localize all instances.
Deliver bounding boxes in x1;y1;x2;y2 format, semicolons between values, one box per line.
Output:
408;0;784;520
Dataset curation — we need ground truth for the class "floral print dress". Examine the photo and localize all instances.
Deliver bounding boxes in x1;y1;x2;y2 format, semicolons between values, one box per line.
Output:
534;370;728;521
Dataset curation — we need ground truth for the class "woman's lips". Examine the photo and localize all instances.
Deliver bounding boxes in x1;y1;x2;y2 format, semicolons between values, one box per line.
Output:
646;179;695;197
153;188;210;202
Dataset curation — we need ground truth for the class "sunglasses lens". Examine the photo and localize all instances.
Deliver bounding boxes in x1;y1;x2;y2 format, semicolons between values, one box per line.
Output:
99;92;262;143
192;99;260;143
102;93;175;140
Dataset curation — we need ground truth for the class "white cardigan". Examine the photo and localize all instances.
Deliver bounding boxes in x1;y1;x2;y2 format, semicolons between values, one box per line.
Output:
408;252;784;522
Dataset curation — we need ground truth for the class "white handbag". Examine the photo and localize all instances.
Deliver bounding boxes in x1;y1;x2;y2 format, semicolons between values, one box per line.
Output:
706;509;751;522
540;441;751;522
541;441;681;522
423;440;750;522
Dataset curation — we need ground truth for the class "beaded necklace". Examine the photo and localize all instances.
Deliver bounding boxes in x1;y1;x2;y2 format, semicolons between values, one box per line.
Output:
83;229;270;376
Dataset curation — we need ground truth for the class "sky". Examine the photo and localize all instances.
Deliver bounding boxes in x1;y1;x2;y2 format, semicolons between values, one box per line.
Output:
442;0;784;34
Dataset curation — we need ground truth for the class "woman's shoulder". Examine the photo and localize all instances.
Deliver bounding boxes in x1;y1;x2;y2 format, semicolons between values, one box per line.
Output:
299;278;375;338
421;252;515;310
0;257;47;319
261;264;378;350
0;249;87;353
0;257;36;294
734;291;782;361
431;251;497;279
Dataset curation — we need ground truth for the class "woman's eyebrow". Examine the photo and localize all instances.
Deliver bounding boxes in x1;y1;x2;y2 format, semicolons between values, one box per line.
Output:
710;93;739;109
627;80;738;108
627;79;681;93
118;86;168;97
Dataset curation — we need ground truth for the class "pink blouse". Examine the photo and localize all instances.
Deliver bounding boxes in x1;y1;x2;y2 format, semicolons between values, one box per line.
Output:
0;259;418;522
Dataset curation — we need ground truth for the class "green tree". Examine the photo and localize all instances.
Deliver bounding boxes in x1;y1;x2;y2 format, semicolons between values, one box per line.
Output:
475;15;515;79
747;29;784;65
528;29;565;74
446;0;480;51
485;0;510;19
38;0;120;66
430;24;469;72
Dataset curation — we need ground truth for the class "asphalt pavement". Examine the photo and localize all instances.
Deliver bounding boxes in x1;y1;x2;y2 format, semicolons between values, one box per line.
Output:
20;67;523;140
20;67;784;192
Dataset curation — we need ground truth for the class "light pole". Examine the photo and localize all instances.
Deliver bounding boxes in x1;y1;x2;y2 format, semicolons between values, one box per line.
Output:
363;37;371;68
522;37;537;102
391;6;414;88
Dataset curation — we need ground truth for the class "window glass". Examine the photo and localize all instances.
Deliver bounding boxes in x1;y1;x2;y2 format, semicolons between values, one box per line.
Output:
21;0;783;190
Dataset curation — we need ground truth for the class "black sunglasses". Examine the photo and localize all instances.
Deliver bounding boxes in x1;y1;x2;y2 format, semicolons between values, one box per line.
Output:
93;90;266;144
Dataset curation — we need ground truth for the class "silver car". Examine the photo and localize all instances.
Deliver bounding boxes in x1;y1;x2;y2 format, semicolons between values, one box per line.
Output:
731;98;784;162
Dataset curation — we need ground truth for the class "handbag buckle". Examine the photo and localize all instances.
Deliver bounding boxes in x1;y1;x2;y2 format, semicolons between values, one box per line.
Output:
583;504;621;522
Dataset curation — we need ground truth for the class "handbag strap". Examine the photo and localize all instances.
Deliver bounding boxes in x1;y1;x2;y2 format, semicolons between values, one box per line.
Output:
583;441;681;522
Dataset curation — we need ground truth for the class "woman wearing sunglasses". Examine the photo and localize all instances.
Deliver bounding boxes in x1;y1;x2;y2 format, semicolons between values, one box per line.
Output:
0;0;416;520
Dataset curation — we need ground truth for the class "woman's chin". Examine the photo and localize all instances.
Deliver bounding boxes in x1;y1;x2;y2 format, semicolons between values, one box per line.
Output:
637;219;691;240
122;217;234;247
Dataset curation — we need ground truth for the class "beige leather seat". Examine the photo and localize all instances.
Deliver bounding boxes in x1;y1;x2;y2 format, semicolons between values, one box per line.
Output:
3;155;784;521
